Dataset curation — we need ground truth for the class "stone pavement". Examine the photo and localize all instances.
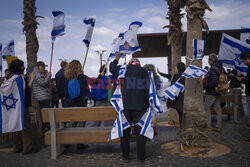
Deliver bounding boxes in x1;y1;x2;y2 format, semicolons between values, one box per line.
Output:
0;114;250;167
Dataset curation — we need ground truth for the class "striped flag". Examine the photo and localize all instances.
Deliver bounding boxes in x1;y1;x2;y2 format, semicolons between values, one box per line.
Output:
193;39;205;60
137;71;164;140
240;27;250;44
182;65;208;78
83;17;96;47
119;21;142;55
164;82;184;100
51;11;65;41
2;40;15;60
219;33;250;76
109;33;126;58
0;74;25;133
108;65;130;141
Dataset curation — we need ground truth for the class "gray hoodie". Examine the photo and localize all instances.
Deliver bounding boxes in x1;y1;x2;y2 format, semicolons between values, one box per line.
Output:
32;68;51;101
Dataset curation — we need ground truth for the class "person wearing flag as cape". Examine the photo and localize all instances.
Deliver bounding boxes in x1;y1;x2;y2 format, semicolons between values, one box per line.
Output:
110;52;150;163
0;59;37;154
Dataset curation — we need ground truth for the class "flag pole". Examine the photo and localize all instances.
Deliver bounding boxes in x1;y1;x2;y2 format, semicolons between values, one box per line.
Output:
82;47;89;72
49;40;55;73
48;40;55;108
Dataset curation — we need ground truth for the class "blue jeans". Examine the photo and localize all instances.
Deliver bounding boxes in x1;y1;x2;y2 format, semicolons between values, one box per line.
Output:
247;96;250;120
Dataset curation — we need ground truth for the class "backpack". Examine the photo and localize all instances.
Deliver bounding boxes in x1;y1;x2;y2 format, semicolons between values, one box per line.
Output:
213;66;229;94
68;78;80;99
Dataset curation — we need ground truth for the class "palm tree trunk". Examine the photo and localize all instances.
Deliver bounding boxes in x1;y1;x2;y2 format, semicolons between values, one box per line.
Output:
22;0;39;68
165;0;185;125
179;0;212;147
22;0;43;136
164;0;185;76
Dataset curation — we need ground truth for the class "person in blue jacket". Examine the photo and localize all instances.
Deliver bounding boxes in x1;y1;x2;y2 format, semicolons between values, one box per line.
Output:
91;65;113;127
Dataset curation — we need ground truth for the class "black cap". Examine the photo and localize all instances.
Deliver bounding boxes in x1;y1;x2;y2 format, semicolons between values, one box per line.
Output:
36;61;47;68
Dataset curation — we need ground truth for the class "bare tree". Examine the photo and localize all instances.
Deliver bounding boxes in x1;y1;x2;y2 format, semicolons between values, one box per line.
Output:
179;0;212;148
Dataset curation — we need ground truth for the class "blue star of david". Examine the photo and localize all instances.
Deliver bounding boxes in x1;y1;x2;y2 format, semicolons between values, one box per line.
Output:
197;49;203;54
158;95;167;102
1;93;18;111
234;53;243;65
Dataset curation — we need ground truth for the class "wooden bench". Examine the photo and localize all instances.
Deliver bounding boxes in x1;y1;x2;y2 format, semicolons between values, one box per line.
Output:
41;106;133;160
204;94;242;122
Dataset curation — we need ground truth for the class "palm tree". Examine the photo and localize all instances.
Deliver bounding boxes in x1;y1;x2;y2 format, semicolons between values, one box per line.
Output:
164;0;186;126
164;0;186;75
179;0;212;148
22;0;44;136
22;0;43;68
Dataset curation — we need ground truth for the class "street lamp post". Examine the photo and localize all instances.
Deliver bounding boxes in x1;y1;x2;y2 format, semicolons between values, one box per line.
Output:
95;50;106;68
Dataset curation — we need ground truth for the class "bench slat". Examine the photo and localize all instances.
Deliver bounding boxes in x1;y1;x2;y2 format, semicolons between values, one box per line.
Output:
44;127;136;144
42;107;117;123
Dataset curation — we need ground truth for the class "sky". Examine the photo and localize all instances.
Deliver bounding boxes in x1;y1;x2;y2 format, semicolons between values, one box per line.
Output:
0;0;250;80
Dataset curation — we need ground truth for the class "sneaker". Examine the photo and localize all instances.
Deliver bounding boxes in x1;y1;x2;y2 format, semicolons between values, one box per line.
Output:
77;144;89;150
120;156;131;163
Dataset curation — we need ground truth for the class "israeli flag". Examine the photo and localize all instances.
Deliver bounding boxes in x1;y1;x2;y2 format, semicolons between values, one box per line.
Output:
182;65;208;78
137;71;164;140
157;82;171;113
51;11;65;41
165;82;184;100
83;17;96;47
240;27;250;44
218;33;250;76
137;108;154;140
0;74;25;133
119;21;142;54
2;40;15;60
193;39;205;60
148;72;163;115
109;33;126;58
0;44;2;70
109;65;130;141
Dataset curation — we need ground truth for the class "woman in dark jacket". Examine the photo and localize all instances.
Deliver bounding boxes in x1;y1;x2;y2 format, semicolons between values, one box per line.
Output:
64;60;90;149
167;62;185;124
65;60;91;107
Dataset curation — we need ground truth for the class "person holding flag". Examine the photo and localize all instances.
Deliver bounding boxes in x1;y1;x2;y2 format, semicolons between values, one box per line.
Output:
109;53;149;163
166;62;186;124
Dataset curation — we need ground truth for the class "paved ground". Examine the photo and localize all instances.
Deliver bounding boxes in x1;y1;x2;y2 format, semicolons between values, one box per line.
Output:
0;112;250;167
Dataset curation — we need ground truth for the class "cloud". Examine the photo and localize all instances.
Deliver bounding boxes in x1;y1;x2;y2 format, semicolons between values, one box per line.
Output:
148;16;168;28
91;44;107;52
205;1;250;30
135;5;166;18
107;8;126;12
94;27;117;38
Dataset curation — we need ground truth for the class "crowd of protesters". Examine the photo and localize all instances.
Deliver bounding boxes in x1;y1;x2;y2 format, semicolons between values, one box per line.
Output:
0;51;249;162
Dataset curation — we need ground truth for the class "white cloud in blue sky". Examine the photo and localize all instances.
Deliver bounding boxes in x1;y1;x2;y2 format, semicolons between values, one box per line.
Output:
0;0;250;79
